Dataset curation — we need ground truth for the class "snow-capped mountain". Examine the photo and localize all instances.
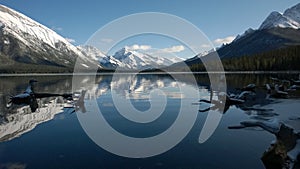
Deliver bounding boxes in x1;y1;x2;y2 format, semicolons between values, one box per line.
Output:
0;5;79;54
0;4;93;72
259;3;300;30
112;47;182;70
78;45;123;69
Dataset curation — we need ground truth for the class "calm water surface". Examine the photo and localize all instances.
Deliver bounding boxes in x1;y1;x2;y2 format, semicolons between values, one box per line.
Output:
0;73;299;169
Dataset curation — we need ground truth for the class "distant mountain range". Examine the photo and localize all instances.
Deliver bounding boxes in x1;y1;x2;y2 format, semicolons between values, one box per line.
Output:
0;5;94;72
0;3;299;73
79;45;182;70
0;4;182;73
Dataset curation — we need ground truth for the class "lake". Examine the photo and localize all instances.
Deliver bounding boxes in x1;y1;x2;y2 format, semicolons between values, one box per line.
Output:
0;73;299;169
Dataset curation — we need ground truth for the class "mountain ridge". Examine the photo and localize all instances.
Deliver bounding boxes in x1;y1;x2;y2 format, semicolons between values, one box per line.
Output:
259;3;300;30
182;2;300;68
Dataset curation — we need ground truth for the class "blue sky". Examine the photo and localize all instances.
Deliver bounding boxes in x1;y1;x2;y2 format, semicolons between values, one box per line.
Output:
0;0;299;58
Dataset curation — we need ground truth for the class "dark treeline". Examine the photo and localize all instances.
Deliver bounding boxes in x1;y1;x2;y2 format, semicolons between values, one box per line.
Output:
190;45;300;71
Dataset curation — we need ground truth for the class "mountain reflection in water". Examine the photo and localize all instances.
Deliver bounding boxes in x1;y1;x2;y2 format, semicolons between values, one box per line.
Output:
0;73;299;169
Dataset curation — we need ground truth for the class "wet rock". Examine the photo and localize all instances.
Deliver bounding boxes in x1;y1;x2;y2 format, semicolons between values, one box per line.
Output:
229;119;300;169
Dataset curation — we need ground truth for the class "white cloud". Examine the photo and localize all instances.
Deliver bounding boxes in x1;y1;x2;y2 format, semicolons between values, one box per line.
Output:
214;36;235;45
125;44;152;51
161;45;185;53
101;38;113;43
65;38;76;43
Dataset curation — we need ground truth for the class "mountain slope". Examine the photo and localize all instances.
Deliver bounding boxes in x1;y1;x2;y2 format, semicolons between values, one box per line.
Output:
0;5;93;72
183;28;300;68
217;27;300;59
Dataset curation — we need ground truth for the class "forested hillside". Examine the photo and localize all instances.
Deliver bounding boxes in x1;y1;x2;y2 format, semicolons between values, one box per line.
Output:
189;45;300;71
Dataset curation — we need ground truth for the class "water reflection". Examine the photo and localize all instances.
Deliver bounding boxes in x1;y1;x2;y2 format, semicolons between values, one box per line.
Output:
0;78;89;142
0;73;299;169
111;74;184;100
224;74;300;169
198;91;245;114
1;97;66;142
72;74;188;100
198;84;275;115
195;74;300;169
0;77;74;142
0;74;196;143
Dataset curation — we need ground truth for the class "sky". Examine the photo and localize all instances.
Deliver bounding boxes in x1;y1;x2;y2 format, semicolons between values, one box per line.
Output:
0;0;299;58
